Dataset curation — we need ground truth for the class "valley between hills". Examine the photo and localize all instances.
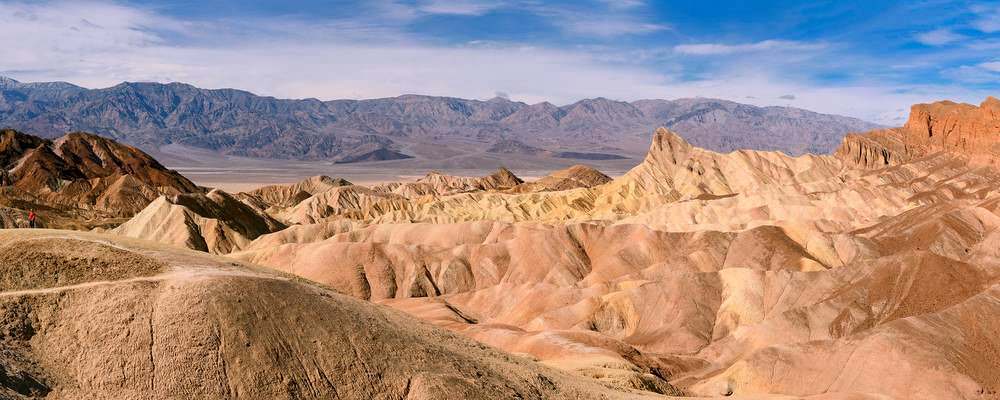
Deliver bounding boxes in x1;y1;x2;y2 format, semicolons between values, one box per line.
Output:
0;96;998;399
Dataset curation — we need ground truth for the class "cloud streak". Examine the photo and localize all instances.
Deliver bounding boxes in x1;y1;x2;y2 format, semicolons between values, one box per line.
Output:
915;28;968;46
972;3;1000;33
673;40;825;55
415;0;503;16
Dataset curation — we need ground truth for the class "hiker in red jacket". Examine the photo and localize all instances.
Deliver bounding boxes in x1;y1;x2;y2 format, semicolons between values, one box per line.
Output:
28;210;36;228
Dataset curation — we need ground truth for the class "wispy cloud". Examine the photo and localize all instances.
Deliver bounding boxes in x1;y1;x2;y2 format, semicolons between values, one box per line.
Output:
369;0;668;38
416;0;503;16
971;3;1000;33
981;60;1000;72
942;64;1000;83
526;2;670;38
673;40;825;55
915;28;968;46
596;0;647;10
967;38;1000;50
555;19;669;37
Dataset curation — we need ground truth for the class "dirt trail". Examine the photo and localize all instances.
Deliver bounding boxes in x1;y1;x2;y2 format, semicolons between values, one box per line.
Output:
0;267;288;298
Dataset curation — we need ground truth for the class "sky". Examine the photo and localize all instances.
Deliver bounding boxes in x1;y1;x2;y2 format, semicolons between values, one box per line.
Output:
0;0;998;124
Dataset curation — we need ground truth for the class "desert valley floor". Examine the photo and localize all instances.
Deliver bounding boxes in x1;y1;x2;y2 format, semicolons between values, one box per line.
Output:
0;98;999;399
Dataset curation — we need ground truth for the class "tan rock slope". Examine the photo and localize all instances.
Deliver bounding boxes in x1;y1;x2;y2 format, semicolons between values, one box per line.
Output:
236;175;352;211
509;164;612;192
0;230;663;399
372;168;524;198
112;189;286;254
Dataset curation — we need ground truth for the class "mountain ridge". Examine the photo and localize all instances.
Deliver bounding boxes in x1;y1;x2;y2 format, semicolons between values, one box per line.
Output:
0;76;882;162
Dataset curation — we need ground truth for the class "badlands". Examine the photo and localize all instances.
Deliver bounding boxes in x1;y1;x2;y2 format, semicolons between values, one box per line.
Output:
1;97;999;399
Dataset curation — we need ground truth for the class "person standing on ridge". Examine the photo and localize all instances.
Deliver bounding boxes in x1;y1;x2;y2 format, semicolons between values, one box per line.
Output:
28;209;36;228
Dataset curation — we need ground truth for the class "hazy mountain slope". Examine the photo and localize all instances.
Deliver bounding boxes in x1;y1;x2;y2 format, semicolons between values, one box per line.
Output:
634;97;882;154
0;77;881;162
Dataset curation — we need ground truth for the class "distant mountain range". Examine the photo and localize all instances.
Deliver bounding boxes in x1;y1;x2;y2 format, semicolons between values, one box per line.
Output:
0;76;881;162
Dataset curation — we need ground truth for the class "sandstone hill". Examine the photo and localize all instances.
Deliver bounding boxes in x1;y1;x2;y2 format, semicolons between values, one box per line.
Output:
0;129;199;228
509;164;612;192
0;229;663;399
0;77;880;164
112;190;286;254
236;175;352;211
372;168;524;198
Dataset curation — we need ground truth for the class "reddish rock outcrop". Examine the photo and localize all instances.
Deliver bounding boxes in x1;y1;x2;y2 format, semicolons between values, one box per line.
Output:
838;97;1000;168
0;129;200;221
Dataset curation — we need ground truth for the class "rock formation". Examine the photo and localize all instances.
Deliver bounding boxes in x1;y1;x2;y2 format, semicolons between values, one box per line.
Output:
113;189;285;254
0;230;662;399
509;164;612;192
837;97;1000;168
237;175;352;211
0;129;199;228
371;168;524;198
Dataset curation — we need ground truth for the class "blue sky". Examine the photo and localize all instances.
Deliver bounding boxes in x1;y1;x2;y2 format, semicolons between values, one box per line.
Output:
1;0;998;124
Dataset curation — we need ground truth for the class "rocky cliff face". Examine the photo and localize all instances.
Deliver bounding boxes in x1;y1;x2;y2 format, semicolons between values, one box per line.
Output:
837;97;1000;168
903;97;1000;162
0;77;881;161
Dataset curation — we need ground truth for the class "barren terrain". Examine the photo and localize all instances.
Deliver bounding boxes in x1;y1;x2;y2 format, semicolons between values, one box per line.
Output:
1;97;998;399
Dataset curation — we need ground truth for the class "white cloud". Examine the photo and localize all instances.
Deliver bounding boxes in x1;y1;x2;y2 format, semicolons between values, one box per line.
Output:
596;0;646;10
941;59;1000;84
556;19;669;37
416;0;502;16
942;65;999;84
915;28;967;46
967;38;1000;50
971;4;1000;33
373;0;667;37
673;40;825;55
981;60;1000;72
525;3;670;37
